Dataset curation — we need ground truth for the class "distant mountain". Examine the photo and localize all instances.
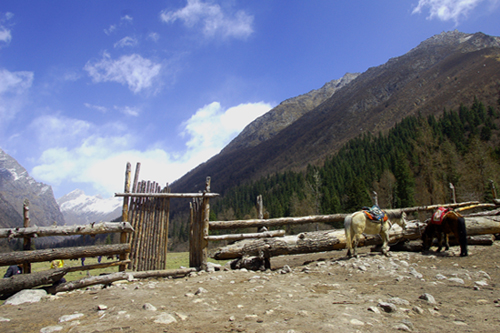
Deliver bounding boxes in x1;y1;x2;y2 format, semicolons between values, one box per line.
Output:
57;189;122;225
221;73;360;154
170;30;500;199
0;148;65;229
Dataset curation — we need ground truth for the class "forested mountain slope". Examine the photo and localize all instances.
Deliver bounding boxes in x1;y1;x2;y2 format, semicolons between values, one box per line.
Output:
170;31;500;200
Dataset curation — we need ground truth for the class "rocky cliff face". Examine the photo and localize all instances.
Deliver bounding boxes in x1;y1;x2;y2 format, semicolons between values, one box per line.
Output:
0;148;65;229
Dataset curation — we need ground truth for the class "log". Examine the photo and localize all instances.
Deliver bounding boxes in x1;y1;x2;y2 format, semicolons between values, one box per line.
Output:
209;214;348;230
0;222;134;239
0;268;67;295
50;272;132;294
0;244;130;267
131;268;196;279
50;268;197;294
115;192;219;198
213;223;423;260
212;217;500;260
208;202;484;231
206;230;286;241
468;234;495;246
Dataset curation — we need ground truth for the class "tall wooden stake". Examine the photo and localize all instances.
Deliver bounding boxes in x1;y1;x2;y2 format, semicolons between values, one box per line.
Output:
201;177;211;271
119;162;131;272
23;199;31;274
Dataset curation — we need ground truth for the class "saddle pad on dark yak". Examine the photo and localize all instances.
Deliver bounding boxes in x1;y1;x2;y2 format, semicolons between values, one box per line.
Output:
431;207;449;225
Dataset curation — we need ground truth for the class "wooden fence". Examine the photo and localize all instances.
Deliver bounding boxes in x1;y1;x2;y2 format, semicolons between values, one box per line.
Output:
115;163;218;272
0;199;134;283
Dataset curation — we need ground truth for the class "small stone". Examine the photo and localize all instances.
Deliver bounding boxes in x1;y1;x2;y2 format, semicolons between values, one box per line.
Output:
195;287;208;295
97;304;108;311
419;293;436;304
350;319;364;326
153;313;177;325
5;289;47;305
59;313;84;323
388;297;410;306
435;274;447;280
40;326;64;333
453;321;468;326
477;299;489;305
245;314;258;321
448;277;464;284
367;306;380;314
393;323;411;331
143;303;157;311
475;280;488;287
0;317;11;322
412;306;424;314
229;316;235;321
378;302;398;313
175;312;188;321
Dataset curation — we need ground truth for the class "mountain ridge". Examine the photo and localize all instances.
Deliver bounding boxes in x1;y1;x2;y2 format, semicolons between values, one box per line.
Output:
169;31;500;198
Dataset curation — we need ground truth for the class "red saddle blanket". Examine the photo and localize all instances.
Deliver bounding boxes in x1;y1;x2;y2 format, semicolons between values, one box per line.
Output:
431;207;449;225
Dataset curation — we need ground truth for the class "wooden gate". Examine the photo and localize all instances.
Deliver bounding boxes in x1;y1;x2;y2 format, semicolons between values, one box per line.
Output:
117;163;218;271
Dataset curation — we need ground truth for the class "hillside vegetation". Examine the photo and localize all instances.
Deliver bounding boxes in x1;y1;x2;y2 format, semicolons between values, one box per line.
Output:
199;97;500;231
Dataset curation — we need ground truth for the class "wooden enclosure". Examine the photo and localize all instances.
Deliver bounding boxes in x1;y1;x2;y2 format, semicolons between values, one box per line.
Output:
116;163;218;272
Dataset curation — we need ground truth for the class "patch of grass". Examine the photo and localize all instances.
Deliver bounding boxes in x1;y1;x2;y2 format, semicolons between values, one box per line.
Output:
1;253;229;283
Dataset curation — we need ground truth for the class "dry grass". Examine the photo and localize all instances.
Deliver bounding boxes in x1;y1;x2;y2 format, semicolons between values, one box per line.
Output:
1;252;228;283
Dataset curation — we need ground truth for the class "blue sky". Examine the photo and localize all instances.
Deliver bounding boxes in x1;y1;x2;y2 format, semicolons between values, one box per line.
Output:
1;0;499;199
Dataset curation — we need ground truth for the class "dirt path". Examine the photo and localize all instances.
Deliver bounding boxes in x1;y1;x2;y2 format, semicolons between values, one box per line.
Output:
1;242;500;332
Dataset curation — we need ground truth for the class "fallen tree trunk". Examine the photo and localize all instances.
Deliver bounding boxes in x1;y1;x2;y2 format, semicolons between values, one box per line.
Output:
213;223;423;260
206;230;285;241
213;217;500;260
50;268;197;294
0;244;130;267
0;268;67;295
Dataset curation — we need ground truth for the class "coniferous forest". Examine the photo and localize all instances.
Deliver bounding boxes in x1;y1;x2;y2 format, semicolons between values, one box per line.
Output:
208;97;500;229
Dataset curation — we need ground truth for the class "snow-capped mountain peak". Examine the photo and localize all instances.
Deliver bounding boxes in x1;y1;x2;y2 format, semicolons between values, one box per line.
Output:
57;189;122;225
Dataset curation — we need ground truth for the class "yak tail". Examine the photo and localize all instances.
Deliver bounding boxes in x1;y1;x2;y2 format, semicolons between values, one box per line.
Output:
344;215;353;255
457;216;468;256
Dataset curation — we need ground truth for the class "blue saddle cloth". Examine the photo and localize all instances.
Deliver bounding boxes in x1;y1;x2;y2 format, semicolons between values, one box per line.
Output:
362;205;387;222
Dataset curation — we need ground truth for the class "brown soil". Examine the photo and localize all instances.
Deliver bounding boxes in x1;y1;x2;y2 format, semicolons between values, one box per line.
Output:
2;242;500;333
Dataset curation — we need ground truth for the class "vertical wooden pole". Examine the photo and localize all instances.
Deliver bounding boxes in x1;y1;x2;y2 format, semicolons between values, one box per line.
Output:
201;177;211;271
257;195;263;219
127;163;141;269
490;180;497;200
119;162;131;272
23;199;31;274
449;183;456;204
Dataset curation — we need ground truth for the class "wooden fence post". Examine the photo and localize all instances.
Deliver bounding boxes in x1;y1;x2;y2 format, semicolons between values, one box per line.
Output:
201;177;211;271
23;199;31;274
120;162;131;272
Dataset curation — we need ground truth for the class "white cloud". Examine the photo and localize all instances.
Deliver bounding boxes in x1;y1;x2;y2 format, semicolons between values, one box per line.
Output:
181;101;272;162
121;15;133;23
84;103;108;113
0;12;13;47
160;0;254;39
114;105;140;116
0;68;34;125
114;36;138;48
84;52;162;93
104;24;116;36
148;32;160;42
29;101;271;198
412;0;499;23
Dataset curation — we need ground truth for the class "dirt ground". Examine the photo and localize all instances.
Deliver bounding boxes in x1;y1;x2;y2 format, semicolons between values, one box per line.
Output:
1;241;500;333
